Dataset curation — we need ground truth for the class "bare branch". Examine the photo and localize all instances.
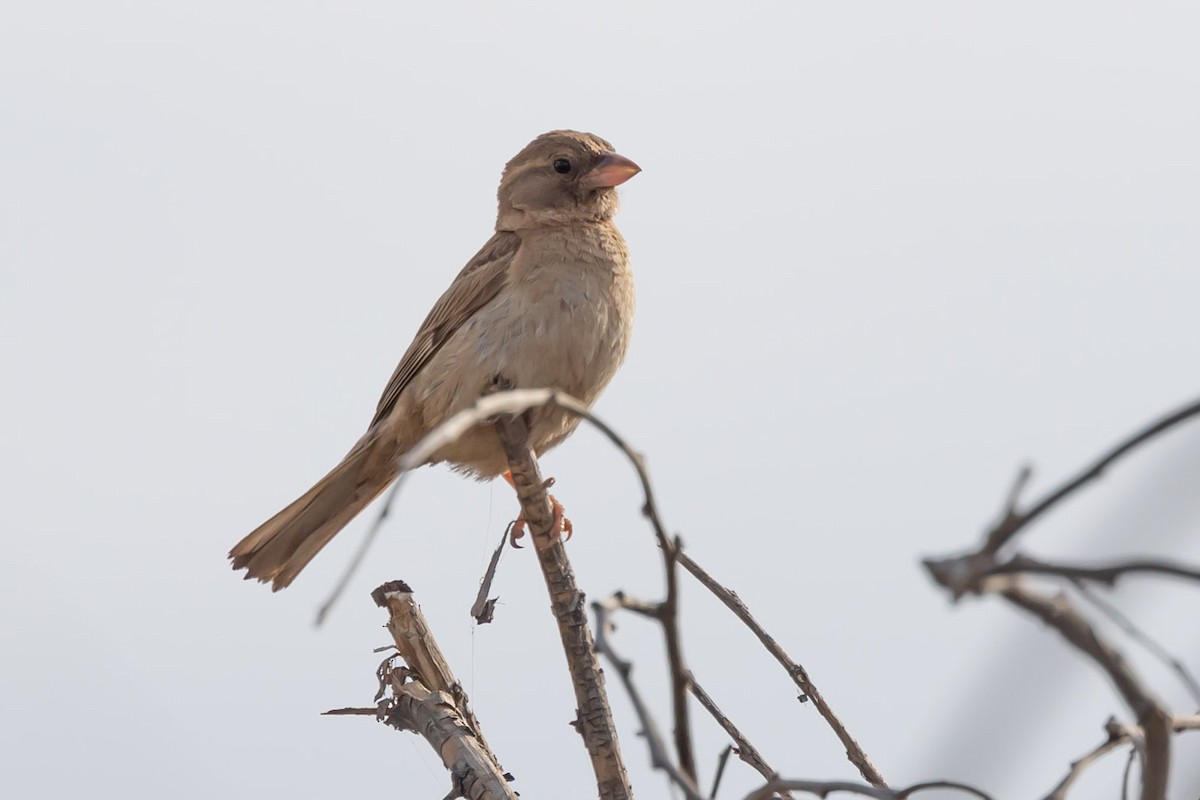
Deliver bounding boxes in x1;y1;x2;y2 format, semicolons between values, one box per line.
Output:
1120;745;1138;800
709;745;734;800
676;549;887;787
1000;464;1033;518
593;596;706;800
998;581;1173;800
604;590;791;797
371;581;498;757
328;581;517;800
1072;581;1200;708
982;398;1200;556
989;554;1200;587
493;411;634;800
1041;715;1200;800
689;675;788;792
661;534;697;783
378;678;517;800
739;778;993;800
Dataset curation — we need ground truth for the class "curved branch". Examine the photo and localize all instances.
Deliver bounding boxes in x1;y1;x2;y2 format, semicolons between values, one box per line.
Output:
999;582;1173;800
739;778;993;800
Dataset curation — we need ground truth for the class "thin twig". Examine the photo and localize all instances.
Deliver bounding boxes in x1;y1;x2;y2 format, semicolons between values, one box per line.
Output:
593;596;705;800
1071;580;1200;709
605;590;792;799
315;480;399;625
689;676;789;793
1000;464;1033;517
739;778;994;800
662;534;697;783
982;398;1200;556
709;746;734;800
676;549;887;787
988;554;1200;586
1040;715;1200;800
1120;745;1137;800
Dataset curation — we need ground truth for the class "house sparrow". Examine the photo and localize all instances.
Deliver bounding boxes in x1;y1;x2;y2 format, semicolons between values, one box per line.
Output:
229;130;640;590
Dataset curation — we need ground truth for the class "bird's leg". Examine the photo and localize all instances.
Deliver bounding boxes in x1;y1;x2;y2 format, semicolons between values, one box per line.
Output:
502;471;573;547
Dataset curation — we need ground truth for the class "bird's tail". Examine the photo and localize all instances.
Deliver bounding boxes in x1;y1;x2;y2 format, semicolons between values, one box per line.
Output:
229;437;398;591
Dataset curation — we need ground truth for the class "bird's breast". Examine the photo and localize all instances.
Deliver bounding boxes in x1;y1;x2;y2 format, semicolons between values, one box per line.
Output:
496;225;634;401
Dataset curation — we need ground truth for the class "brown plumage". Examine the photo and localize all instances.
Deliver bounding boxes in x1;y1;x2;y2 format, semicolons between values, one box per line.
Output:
229;130;640;590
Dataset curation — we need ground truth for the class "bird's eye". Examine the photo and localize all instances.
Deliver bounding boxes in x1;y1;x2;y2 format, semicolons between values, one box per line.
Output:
553;158;572;174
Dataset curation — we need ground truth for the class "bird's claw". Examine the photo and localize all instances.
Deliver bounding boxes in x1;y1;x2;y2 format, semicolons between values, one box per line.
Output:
509;494;572;548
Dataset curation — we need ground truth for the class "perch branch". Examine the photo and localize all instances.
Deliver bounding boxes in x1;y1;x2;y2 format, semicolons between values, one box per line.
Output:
493;410;634;800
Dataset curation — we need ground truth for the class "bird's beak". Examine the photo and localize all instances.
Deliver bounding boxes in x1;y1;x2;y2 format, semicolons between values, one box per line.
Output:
580;153;641;189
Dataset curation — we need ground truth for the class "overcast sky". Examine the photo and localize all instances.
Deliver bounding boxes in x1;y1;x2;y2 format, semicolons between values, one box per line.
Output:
3;2;1199;798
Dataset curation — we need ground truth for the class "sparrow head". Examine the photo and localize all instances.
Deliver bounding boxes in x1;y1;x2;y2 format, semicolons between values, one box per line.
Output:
496;130;640;231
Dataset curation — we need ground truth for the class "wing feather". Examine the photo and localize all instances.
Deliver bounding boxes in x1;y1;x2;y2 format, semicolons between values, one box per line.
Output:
370;231;519;427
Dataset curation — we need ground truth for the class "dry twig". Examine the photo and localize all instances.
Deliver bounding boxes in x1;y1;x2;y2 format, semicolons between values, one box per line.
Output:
925;399;1200;799
980;397;1200;557
326;581;516;800
493;410;634;800
986;554;1200;587
1041;715;1200;800
738;778;993;800
599;589;794;798
998;581;1173;799
592;596;705;800
676;550;886;787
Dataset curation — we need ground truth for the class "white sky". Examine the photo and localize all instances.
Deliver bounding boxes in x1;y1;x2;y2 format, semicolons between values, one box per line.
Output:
3;2;1199;798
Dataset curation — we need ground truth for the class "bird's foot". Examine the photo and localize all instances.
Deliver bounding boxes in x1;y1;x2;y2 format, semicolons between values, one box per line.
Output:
509;492;573;548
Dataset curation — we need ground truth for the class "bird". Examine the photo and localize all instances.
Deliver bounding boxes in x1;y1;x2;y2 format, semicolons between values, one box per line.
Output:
229;130;640;591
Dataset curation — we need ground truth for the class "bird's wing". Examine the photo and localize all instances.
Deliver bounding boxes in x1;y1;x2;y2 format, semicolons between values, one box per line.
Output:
370;231;520;428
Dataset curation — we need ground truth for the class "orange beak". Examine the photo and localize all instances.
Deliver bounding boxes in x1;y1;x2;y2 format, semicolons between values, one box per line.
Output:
580;153;641;190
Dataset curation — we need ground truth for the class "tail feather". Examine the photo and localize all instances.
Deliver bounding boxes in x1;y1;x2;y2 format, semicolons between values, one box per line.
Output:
230;439;397;591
